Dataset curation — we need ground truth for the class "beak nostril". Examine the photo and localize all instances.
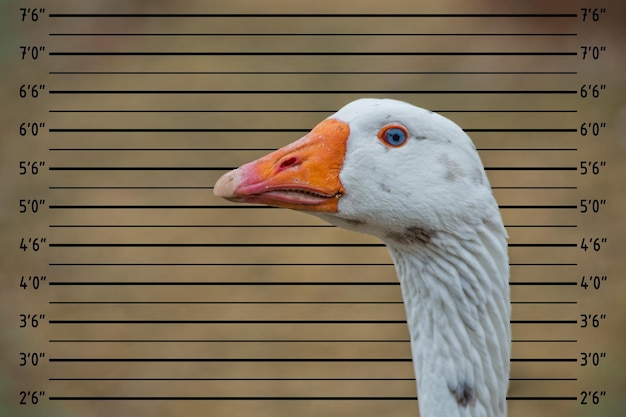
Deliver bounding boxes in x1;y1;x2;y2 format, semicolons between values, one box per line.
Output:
278;156;301;171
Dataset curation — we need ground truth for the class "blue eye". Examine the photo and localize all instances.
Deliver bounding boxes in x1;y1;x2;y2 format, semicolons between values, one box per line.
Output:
378;125;409;147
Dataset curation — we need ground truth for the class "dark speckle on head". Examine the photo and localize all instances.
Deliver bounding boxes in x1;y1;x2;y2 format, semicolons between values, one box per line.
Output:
448;382;476;408
439;154;464;182
341;218;365;227
386;226;435;245
379;182;392;194
472;167;484;185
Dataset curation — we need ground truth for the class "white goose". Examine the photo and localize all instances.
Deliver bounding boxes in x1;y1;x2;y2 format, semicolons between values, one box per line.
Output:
214;98;510;417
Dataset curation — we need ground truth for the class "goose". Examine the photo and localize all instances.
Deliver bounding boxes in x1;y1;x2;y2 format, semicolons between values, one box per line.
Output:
214;98;510;417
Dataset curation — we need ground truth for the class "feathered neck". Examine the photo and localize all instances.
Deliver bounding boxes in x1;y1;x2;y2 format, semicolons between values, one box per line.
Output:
385;218;510;417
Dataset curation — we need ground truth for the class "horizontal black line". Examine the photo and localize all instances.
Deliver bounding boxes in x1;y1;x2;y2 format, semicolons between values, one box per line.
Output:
47;109;579;114
506;225;576;228
49;51;577;57
47;13;578;18
45;147;578;152
48;148;280;151
49;395;415;401
508;397;577;401
49;71;578;76
48;205;272;209
48;224;336;228
48;339;577;343
47;395;577;401
48;262;395;266
48;302;403;305
48;128;310;133
48;357;574;363
48;319;407;324
48;377;412;381
511;301;577;304
48;243;385;248
508;243;577;247
511;320;577;324
43;110;262;114
47;205;578;210
47;224;576;229
48;242;574;248
48;319;575;325
48;358;412;363
48;128;577;133
48;89;577;95
48;281;398;286
47;165;577;171
48;377;577;381
492;186;576;190
49;186;213;190
47;281;577;286
48;339;410;343
512;340;577;343
499;205;577;209
479;148;577;151
485;166;577;170
49;357;413;362
511;281;576;286
49;301;575;305
46;186;577;191
48;262;574;267
48;166;235;170
48;148;577;152
49;32;577;37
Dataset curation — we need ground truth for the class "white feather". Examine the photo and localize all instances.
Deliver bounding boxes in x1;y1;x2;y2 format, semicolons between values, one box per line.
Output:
215;98;511;417
315;99;510;417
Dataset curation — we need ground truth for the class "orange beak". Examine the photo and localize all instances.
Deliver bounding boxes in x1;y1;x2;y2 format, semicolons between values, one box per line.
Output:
214;118;349;212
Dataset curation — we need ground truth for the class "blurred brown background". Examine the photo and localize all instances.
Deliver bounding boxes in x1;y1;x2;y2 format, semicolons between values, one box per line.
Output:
1;0;624;416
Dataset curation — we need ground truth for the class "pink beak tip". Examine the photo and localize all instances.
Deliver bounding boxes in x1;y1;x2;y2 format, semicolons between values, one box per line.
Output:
213;169;240;199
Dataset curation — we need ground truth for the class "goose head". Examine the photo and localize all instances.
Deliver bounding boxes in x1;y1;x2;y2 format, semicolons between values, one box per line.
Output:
215;98;498;244
214;98;510;417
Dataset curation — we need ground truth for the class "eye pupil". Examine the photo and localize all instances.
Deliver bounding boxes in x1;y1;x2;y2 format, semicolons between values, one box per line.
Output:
378;125;409;147
383;127;407;146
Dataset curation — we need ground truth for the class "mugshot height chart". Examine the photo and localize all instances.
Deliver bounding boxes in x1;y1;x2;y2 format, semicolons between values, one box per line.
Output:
4;2;621;417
